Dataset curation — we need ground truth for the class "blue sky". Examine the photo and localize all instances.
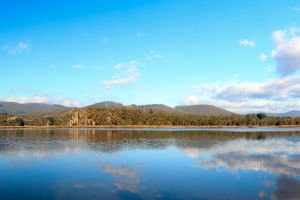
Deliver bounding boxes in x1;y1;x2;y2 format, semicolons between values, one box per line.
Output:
1;0;300;113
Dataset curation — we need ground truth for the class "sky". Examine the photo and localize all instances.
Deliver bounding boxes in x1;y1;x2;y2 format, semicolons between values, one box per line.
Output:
1;0;300;113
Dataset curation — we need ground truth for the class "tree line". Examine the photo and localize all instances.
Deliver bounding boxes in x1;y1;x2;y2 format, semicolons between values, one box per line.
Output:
0;108;300;127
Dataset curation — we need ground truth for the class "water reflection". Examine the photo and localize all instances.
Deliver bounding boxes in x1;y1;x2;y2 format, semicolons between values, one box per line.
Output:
0;129;299;200
271;176;300;200
187;139;300;176
103;165;140;193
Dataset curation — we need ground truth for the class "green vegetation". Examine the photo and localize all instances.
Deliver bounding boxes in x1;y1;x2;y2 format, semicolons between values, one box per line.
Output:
13;117;25;126
0;114;25;126
0;101;67;115
1;107;300;127
175;105;234;116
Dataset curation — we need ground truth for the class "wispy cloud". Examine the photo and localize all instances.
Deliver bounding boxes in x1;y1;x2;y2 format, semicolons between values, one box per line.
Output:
101;60;141;88
102;75;138;89
239;39;256;47
113;63;125;70
3;41;30;55
147;49;163;62
71;64;104;70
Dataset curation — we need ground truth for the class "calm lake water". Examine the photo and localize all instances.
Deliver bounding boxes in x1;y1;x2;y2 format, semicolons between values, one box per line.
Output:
0;128;300;200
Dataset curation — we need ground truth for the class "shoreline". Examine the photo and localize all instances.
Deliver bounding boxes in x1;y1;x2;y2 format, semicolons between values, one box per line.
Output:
1;125;300;129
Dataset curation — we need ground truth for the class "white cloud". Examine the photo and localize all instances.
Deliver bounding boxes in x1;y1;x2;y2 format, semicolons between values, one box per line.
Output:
239;39;256;47
102;49;161;89
101;76;137;88
259;53;268;62
272;30;286;44
196;76;300;101
182;96;300;114
101;60;141;88
3;41;30;55
183;27;300;113
182;76;300;113
271;28;300;75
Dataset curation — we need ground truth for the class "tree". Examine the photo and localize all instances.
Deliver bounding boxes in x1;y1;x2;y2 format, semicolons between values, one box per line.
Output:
45;116;55;126
256;113;267;119
14;118;25;126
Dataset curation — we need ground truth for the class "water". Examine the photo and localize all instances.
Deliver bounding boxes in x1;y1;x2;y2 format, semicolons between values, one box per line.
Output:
0;128;299;200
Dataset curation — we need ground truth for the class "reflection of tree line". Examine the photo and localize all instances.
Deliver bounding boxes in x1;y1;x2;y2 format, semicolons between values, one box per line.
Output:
1;129;300;153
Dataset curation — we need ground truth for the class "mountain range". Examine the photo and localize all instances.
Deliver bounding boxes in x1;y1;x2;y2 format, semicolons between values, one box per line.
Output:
0;101;234;116
85;101;235;116
267;111;300;117
1;101;300;117
0;102;68;115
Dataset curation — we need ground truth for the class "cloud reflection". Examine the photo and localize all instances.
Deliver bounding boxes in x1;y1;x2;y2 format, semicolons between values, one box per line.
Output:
102;165;140;193
181;139;300;177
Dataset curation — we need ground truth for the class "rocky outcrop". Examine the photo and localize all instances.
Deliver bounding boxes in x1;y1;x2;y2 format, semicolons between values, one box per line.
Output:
68;110;95;126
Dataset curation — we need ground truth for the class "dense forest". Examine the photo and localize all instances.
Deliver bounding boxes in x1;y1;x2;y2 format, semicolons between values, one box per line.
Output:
1;107;300;127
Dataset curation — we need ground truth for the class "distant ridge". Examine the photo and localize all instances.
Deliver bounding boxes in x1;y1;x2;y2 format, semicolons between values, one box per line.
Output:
0;101;67;115
130;104;180;114
127;103;234;116
87;101;124;108
175;105;234;116
0;101;235;116
267;111;300;117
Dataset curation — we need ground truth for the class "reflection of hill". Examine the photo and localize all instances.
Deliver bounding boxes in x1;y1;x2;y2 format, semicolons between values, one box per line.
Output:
1;129;300;154
271;176;300;200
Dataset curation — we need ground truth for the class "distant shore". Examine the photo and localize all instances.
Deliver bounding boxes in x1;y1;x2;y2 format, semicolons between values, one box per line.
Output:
1;125;300;129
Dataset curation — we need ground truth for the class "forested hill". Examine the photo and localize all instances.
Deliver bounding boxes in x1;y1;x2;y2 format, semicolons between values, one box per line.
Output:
1;101;300;127
0;101;235;116
85;102;235;116
175;105;234;116
0;106;300;127
0;101;68;115
86;101;124;109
